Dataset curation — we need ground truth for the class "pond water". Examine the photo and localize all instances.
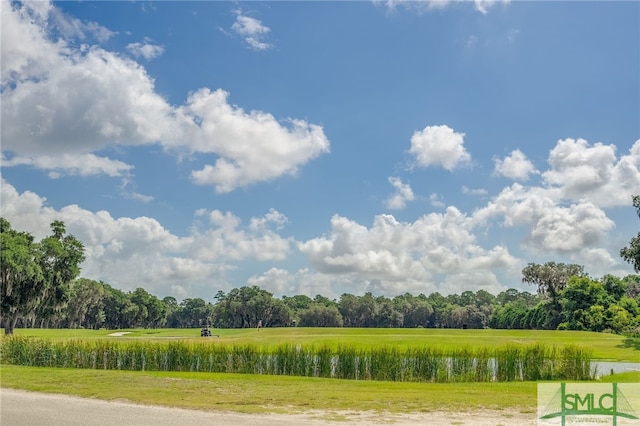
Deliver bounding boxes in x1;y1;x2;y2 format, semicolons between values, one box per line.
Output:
591;361;640;378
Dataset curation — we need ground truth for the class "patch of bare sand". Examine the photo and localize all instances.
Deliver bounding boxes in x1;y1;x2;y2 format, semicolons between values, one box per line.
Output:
296;408;536;425
107;332;132;336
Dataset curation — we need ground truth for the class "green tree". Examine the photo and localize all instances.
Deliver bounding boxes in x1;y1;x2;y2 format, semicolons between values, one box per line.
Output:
558;276;608;331
338;293;379;327
375;297;403;327
33;221;86;328
338;293;359;327
606;303;639;334
282;294;313;311
620;195;640;272
298;304;343;327
392;293;433;328
1;218;43;334
168;298;214;328
129;287;167;328
163;296;179;327
65;278;106;329
0;219;84;334
522;262;586;303
102;284;137;329
521;262;586;329
213;286;289;328
426;292;453;328
488;300;530;329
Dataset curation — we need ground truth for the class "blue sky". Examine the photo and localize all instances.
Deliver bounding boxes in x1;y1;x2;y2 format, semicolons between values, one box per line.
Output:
2;0;639;301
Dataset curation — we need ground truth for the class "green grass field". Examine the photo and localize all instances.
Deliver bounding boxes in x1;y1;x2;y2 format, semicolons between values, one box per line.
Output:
1;328;638;417
4;327;639;361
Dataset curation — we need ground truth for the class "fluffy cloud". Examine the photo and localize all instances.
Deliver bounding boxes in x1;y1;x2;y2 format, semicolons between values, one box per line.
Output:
385;177;415;209
190;208;292;262
298;209;520;295
178;88;330;193
1;1;328;189
476;137;638;269
409;125;471;171
231;9;273;51
247;267;439;300
1;23;174;155
493;149;538;181
0;179;292;298
542;138;640;207
474;184;615;255
526;201;615;253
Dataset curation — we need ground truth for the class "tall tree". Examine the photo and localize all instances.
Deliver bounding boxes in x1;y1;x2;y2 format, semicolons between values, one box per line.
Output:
558;276;608;331
521;262;586;304
33;221;86;327
213;286;289;328
521;262;586;329
298;304;343;327
102;284;137;329
620;195;640;272
129;287;167;328
0;219;84;333
1;219;43;334
65;278;106;329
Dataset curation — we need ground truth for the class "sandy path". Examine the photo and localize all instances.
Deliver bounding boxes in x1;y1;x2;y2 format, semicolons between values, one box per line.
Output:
0;388;536;425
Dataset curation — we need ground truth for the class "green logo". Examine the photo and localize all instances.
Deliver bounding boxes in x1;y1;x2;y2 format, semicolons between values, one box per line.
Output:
538;383;639;425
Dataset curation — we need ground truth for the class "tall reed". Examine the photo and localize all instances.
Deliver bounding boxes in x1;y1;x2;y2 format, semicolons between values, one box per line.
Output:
0;336;593;382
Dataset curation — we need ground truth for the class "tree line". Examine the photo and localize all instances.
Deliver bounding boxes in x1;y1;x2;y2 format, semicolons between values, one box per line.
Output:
2;196;639;335
2;270;639;334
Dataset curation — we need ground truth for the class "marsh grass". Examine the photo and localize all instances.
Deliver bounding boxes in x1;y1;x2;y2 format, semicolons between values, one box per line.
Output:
1;336;593;382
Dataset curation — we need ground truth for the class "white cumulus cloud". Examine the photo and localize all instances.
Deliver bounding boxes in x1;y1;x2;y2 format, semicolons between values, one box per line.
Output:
409;125;471;171
177;88;330;193
542;138;640;207
298;209;520;295
0;179;293;298
1;1;328;189
493;149;538;181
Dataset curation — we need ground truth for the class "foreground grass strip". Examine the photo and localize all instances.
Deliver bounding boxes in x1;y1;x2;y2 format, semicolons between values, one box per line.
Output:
1;337;594;382
3;365;637;416
0;364;539;415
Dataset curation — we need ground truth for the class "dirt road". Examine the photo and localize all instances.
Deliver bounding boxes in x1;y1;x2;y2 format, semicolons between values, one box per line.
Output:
0;388;535;425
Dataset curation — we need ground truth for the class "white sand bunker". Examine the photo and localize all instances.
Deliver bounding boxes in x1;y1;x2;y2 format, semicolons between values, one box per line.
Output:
108;332;133;337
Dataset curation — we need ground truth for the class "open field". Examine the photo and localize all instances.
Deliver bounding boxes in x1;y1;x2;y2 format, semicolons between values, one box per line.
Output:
1;328;638;423
3;327;639;361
